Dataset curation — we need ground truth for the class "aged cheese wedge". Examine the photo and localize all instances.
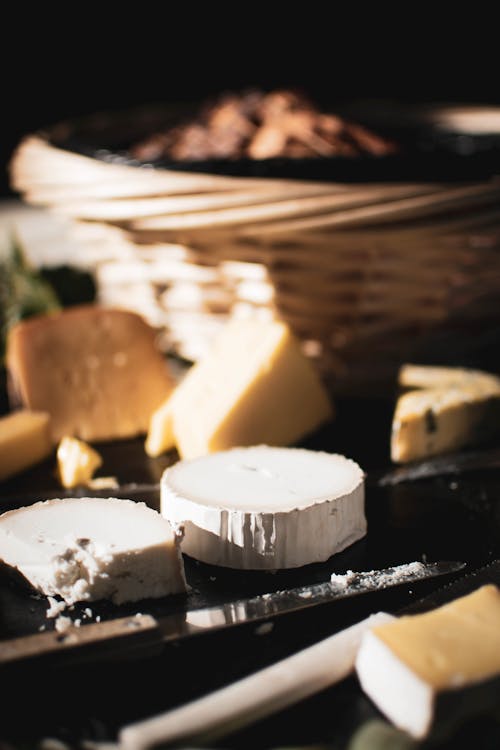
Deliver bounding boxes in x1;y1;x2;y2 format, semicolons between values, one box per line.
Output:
56;436;103;489
6;305;174;442
161;446;366;569
0;410;53;482
0;497;186;604
391;364;500;463
356;585;500;739
146;317;333;459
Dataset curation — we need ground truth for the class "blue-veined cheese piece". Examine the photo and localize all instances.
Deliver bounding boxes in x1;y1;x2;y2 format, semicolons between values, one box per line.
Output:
161;446;366;570
391;365;500;463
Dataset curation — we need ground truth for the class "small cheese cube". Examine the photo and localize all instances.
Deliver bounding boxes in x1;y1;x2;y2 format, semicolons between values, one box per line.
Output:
57;436;103;489
0;410;53;482
146;317;333;459
356;585;500;738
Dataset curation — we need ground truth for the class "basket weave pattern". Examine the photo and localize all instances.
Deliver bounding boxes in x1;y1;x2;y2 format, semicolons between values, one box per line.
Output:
11;136;500;393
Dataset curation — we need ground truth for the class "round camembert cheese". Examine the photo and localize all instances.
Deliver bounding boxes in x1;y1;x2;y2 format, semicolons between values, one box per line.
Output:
0;497;186;604
161;446;366;569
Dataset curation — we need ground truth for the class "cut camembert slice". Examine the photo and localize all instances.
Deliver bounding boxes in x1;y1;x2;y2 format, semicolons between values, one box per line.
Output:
0;497;186;604
356;585;500;739
161;446;366;570
6;305;174;442
391;364;500;463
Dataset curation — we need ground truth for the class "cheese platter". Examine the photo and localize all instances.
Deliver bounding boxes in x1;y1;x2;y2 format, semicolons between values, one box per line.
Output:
2;386;500;748
3;109;500;747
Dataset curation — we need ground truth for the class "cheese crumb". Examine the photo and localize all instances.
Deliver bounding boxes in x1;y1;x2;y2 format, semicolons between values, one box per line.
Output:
46;596;67;619
331;562;426;590
54;615;72;633
254;621;274;636
86;476;119;490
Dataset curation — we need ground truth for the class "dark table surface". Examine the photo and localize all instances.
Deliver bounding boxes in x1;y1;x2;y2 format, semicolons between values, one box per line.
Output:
1;394;500;750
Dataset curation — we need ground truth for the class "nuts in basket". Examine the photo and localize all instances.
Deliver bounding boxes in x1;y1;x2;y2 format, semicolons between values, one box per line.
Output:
130;89;399;162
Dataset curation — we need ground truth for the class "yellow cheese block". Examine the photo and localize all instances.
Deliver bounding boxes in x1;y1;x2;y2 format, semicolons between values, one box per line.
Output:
0;410;53;482
6;305;174;442
56;436;103;489
373;584;500;689
146;317;333;459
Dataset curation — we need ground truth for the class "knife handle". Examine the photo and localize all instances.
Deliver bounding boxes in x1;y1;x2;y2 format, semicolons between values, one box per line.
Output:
0;614;162;668
119;611;393;750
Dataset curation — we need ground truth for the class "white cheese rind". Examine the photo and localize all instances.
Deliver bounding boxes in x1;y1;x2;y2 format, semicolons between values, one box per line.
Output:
0;497;186;604
356;629;434;739
161;446;366;570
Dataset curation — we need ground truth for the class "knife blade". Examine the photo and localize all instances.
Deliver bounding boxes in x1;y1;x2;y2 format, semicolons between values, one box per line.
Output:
376;446;500;486
0;560;464;668
158;559;465;641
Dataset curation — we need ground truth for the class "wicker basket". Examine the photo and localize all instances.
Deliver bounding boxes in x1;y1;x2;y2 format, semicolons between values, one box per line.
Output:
10;130;500;395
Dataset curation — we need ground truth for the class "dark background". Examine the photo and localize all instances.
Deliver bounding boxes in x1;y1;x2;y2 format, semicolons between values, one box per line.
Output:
2;18;500;196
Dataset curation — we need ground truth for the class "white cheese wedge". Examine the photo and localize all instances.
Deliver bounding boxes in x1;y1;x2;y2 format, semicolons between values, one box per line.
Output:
391;364;500;463
0;497;186;604
161;446;366;569
355;585;500;739
145;317;333;460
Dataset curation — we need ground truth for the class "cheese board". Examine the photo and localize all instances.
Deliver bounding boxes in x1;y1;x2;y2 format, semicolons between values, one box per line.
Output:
2;391;500;748
2;190;500;748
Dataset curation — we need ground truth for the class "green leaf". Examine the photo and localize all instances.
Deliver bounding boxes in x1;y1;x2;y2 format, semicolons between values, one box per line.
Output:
0;236;61;361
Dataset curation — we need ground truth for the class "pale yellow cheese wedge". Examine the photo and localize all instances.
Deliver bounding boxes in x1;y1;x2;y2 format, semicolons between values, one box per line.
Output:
356;585;500;738
56;436;103;489
145;317;333;459
0;410;53;482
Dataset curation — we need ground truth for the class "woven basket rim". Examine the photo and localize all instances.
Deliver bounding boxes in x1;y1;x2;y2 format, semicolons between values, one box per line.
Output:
35;102;500;184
